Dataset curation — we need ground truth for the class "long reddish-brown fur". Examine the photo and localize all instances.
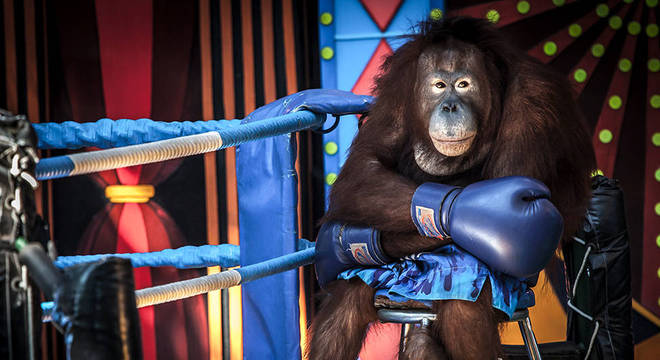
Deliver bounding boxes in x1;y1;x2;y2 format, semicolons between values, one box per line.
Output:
308;17;596;360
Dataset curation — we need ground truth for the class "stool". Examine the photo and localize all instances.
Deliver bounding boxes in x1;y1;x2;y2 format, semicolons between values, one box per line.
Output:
374;289;542;360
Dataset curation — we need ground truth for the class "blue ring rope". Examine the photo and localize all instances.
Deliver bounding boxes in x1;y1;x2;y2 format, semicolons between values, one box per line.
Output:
53;244;240;269
33;119;243;150
41;245;316;319
35;110;325;180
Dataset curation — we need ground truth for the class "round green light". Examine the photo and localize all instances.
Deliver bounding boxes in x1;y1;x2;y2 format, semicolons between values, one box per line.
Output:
628;21;641;35
657;267;660;279
569;24;582;37
430;8;443;20
609;95;623;110
574;68;588;83
596;4;609;18
655;168;660;182
324;141;338;155
649;58;660;72
591;43;605;57
655;203;660;216
553;0;565;6
656;234;660;247
609;16;622;30
651;94;660;109
647;0;658;7
486;9;500;23
647;24;659;38
652;132;660;146
543;41;558;56
657;297;660;308
517;1;531;14
320;12;333;25
599;129;613;143
618;58;632;72
591;169;604;177
325;172;337;185
321;46;334;60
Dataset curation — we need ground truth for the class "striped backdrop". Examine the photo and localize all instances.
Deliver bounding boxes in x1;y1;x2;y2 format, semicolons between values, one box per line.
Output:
1;1;321;359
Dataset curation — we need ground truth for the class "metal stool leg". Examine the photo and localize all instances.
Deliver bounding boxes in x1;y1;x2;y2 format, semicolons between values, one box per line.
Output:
518;316;542;360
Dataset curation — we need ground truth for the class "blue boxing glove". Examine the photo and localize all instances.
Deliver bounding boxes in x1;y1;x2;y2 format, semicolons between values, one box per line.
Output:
314;222;393;288
411;176;563;278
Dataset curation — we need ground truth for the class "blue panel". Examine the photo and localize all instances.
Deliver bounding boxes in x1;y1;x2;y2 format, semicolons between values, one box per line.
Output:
319;0;337;89
335;39;380;91
320;0;446;207
338;115;358;167
334;0;379;37
388;0;431;34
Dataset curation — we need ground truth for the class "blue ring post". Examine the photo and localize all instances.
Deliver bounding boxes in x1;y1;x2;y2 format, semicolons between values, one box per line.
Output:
237;112;302;359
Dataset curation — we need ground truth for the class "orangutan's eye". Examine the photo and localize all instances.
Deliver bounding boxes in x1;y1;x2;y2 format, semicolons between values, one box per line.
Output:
434;81;446;89
457;80;469;88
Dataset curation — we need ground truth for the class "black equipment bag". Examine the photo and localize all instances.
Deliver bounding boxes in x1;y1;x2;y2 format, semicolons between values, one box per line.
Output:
564;175;633;359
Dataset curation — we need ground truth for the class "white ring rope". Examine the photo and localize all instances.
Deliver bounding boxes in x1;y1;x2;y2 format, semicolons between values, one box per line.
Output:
70;132;223;176
135;269;241;308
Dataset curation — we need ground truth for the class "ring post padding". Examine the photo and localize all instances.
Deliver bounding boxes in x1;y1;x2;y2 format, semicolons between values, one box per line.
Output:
35;110;325;180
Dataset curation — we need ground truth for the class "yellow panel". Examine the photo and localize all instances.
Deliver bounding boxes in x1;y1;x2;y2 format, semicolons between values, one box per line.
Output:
501;270;567;344
229;285;243;360
207;266;222;360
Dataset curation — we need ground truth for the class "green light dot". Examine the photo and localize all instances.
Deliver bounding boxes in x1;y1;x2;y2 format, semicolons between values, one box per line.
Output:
609;95;623;110
591;169;604;177
321;47;334;60
574;68;588;83
657;267;660;278
543;41;558;56
655;203;660;216
324;141;338;155
599;129;613;143
430;8;443;20
618;58;632;72
320;12;333;25
654;168;660;182
647;24;659;38
325;172;337;185
652;133;660;146
596;4;609;18
628;21;641;35
591;43;605;57
651;94;660;109
658;297;660;308
647;0;658;8
649;58;660;72
517;1;531;14
553;0;565;6
486;9;500;23
609;16;622;30
598;129;613;143
569;24;582;37
656;234;660;247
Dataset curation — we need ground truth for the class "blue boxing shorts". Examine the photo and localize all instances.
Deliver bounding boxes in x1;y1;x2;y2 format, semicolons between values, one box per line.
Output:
338;244;528;318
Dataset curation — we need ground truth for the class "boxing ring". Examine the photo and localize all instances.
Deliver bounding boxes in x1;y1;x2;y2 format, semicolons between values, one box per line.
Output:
6;89;372;359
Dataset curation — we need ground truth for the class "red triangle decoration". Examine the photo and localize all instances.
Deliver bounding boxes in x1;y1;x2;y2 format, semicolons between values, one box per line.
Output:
351;39;393;96
360;0;403;32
